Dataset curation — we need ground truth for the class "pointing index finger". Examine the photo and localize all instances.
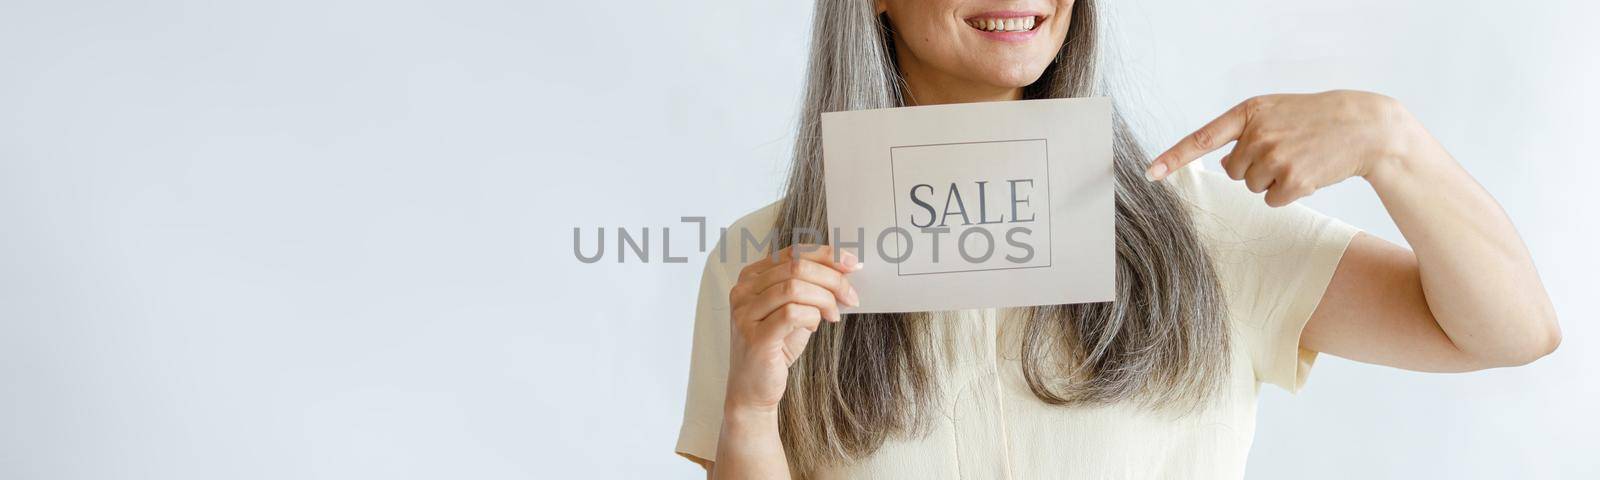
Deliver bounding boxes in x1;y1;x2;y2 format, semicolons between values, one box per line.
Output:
1146;99;1252;181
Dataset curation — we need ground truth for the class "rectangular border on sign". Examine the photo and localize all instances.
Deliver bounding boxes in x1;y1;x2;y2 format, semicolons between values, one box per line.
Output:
887;138;1054;277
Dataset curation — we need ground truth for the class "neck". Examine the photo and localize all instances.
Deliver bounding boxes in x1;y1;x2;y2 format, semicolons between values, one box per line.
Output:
895;52;1022;106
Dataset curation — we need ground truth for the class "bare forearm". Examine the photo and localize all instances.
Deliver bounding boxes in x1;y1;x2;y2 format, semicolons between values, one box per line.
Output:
1363;123;1560;365
710;406;790;480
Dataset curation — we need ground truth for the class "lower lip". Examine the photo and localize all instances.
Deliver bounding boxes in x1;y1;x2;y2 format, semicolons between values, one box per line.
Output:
975;28;1038;42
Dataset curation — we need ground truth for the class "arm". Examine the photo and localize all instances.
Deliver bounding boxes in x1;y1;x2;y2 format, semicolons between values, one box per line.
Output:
705;407;786;479
1149;90;1560;372
1306;145;1559;371
707;245;861;479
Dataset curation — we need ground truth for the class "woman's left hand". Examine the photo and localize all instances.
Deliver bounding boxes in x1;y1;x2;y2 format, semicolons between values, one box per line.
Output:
1145;90;1434;206
1146;89;1561;370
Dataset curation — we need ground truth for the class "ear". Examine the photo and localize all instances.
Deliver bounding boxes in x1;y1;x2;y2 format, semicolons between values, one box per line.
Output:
874;0;887;15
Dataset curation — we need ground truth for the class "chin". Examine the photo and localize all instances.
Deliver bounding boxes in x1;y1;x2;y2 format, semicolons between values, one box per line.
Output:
982;62;1051;89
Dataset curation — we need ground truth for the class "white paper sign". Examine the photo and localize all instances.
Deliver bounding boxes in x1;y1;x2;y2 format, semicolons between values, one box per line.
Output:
821;98;1114;313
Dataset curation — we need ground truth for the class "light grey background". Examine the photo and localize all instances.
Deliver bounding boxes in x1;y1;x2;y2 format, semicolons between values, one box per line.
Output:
0;0;1594;478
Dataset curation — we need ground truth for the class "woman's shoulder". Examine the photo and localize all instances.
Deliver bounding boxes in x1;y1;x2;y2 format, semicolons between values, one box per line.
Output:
1165;162;1303;242
1163;162;1234;212
1164;162;1355;248
724;200;783;242
702;200;784;280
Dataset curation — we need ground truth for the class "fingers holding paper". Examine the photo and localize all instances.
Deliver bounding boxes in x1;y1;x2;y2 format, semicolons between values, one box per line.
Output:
742;250;863;315
724;244;864;411
1146;90;1413;207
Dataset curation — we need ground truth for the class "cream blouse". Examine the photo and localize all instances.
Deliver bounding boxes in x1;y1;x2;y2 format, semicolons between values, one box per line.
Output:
674;164;1361;479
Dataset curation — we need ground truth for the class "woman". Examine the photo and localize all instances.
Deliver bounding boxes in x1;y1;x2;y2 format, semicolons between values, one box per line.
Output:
676;0;1560;478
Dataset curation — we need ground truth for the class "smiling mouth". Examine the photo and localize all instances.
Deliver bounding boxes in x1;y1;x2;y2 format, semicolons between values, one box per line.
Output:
965;14;1042;33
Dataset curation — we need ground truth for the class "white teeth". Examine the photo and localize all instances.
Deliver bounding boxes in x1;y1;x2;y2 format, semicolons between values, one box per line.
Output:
970;16;1037;32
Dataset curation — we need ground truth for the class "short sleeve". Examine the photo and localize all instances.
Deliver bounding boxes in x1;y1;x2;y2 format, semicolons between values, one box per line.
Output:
674;239;735;465
674;202;779;465
1168;165;1360;393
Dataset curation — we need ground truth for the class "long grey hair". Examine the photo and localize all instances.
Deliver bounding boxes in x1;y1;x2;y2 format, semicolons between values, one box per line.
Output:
771;0;1230;474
